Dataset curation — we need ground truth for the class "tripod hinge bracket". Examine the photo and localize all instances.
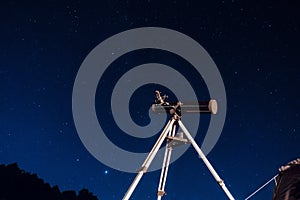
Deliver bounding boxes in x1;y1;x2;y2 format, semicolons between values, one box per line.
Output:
157;190;166;196
137;166;148;173
218;180;224;187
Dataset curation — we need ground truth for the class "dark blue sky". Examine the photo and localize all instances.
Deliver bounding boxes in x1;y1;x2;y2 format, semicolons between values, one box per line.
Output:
0;1;299;199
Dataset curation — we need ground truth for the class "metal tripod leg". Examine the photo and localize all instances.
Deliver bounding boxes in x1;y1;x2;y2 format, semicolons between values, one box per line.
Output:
122;118;176;200
157;123;177;200
178;120;235;200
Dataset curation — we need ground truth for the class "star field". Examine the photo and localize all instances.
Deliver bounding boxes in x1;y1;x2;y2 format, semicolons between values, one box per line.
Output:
0;0;299;199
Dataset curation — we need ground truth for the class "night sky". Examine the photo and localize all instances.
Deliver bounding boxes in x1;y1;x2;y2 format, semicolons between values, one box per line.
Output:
1;0;300;199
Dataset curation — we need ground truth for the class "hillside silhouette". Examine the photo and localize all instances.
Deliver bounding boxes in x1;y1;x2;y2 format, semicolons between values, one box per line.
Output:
0;163;98;200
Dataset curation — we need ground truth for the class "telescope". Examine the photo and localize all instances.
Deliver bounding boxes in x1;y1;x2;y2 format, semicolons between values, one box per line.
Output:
123;90;235;200
151;90;218;115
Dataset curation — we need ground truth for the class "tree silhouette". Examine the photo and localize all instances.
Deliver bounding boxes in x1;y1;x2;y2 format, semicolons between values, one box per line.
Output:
0;163;98;200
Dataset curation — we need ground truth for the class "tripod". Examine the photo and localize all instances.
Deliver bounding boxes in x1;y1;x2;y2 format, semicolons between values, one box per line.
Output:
122;91;235;200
